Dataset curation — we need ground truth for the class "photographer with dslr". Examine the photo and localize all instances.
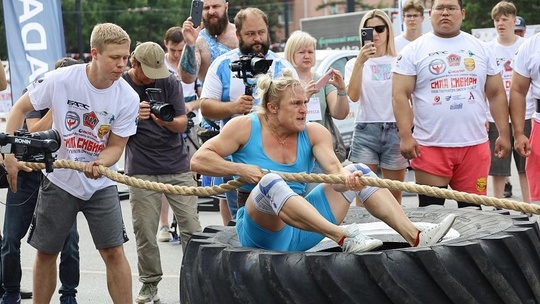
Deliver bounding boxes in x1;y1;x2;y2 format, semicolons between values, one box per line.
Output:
122;41;202;304
200;7;296;218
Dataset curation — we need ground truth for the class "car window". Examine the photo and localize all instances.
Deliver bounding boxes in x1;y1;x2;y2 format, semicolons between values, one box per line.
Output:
330;57;351;75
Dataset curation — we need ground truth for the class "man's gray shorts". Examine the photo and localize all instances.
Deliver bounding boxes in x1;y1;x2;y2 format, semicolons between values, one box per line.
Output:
28;177;128;253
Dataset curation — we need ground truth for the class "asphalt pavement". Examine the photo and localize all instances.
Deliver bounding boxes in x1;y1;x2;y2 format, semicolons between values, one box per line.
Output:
0;118;529;304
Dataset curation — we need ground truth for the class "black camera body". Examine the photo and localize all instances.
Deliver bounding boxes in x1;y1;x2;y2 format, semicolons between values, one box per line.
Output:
0;129;60;172
145;88;175;122
230;53;273;95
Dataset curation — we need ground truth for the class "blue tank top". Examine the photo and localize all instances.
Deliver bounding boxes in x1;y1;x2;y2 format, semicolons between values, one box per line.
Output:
200;29;231;62
232;113;315;194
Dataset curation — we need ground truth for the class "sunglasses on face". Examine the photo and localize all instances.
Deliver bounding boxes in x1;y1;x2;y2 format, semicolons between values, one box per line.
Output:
365;25;387;33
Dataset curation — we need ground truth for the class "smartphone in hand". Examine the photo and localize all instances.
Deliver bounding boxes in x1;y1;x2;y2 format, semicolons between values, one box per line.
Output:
361;28;374;46
190;0;203;28
314;69;333;91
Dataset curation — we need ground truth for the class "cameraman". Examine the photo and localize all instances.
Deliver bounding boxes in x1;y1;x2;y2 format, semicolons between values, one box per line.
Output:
122;42;202;304
199;7;297;218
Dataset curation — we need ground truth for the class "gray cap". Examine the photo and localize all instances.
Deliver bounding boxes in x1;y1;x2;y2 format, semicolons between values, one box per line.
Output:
515;16;526;30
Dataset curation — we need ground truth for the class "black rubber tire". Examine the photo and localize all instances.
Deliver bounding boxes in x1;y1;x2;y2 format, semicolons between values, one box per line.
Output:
180;206;540;303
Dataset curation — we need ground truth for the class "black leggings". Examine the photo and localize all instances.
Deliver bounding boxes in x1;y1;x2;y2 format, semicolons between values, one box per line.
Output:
418;185;478;208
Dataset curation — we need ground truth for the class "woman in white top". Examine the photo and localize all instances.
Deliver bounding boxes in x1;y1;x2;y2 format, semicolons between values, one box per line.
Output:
345;9;408;203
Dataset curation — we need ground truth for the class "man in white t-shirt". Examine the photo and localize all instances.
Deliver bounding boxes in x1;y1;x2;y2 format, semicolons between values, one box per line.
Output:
392;0;511;208
510;32;540;204
3;23;138;304
395;0;425;53
486;1;533;202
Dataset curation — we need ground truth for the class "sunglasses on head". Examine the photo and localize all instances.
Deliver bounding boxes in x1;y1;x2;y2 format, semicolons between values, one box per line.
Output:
366;25;387;33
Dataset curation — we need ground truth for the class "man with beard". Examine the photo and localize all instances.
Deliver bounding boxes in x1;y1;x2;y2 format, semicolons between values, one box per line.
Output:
179;0;238;83
180;0;238;223
198;7;297;218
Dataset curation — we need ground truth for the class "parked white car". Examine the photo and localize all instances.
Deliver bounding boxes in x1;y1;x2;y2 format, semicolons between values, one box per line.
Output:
277;50;358;149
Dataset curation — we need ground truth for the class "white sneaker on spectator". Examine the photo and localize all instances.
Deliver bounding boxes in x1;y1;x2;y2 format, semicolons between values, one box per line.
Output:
341;224;383;253
157;226;171;242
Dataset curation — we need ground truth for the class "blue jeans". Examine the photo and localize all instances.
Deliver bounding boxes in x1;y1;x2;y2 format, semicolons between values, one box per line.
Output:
223;175;238;219
1;171;80;297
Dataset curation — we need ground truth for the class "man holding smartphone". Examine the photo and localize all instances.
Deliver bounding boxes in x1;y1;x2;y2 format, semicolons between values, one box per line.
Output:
179;0;238;83
179;0;239;223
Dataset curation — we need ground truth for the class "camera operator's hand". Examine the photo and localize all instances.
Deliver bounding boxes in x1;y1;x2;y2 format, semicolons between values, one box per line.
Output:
138;101;152;120
233;95;254;115
4;154;33;193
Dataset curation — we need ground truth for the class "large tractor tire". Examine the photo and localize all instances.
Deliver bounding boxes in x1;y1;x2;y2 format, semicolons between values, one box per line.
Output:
180;206;540;303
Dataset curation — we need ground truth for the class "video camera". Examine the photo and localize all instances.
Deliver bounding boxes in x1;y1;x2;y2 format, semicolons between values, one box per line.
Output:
0;129;60;172
230;53;273;95
146;88;175;122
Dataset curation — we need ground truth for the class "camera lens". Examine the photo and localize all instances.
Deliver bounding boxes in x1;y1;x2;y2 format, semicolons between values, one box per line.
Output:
151;103;175;122
251;58;273;75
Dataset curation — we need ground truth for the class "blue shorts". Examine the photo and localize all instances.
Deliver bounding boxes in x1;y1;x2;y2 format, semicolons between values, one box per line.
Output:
349;122;408;170
235;185;337;251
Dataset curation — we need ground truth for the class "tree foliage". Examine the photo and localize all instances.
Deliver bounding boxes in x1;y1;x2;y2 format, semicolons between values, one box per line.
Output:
61;0;192;54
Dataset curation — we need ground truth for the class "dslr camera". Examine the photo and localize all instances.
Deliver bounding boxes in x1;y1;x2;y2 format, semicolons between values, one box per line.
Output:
146;88;175;122
230;53;273;95
0;129;60;172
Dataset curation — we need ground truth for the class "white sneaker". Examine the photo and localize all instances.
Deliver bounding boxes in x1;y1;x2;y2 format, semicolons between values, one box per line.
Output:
341;224;383;253
136;283;159;303
157;226;171;242
416;214;456;246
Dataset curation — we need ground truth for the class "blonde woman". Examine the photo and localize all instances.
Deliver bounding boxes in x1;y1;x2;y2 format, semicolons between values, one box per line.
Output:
345;9;407;203
284;30;349;193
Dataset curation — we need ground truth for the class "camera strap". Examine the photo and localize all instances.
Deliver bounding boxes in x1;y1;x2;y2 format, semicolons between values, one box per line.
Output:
205;119;221;131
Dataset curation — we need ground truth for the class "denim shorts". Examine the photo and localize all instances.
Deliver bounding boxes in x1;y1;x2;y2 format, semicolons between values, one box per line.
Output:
348;122;408;170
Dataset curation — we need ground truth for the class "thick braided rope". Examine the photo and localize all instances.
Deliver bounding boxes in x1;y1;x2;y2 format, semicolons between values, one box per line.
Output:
24;159;540;215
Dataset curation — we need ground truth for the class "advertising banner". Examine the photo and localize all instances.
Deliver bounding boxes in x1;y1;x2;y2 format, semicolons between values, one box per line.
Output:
2;0;66;106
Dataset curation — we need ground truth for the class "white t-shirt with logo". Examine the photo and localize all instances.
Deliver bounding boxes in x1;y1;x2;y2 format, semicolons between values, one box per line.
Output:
345;55;396;123
394;31;501;147
512;32;540;122
394;35;412;53
29;64;139;200
486;37;535;122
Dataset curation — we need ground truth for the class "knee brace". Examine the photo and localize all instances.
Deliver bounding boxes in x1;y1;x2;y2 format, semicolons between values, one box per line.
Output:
251;173;298;215
341;163;379;204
